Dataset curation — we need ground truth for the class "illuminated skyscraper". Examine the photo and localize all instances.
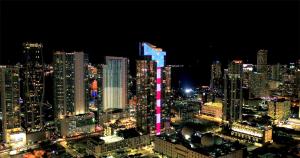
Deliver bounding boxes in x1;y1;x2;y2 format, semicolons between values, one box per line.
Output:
210;61;222;91
0;66;23;140
102;56;128;111
21;42;44;132
139;42;168;135
0;66;21;129
223;60;243;122
53;51;88;119
136;57;157;134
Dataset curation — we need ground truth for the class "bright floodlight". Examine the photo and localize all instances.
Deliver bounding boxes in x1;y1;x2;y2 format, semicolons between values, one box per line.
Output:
185;88;193;93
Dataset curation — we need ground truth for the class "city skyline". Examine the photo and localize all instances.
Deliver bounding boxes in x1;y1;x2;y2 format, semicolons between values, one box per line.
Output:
0;1;300;157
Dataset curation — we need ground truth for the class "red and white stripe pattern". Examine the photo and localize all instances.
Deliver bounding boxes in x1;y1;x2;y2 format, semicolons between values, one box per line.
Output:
156;67;161;135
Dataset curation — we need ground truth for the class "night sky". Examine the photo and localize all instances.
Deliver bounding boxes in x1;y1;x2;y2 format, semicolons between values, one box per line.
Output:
1;0;299;88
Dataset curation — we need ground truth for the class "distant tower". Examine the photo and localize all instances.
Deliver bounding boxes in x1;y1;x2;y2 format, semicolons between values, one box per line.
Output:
210;61;222;91
22;42;44;133
257;49;268;74
223;60;243;122
102;56;128;111
53;51;88;119
271;63;281;81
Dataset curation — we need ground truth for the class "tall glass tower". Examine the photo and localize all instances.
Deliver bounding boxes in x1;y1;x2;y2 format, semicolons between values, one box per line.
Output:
22;42;44;133
53;51;88;119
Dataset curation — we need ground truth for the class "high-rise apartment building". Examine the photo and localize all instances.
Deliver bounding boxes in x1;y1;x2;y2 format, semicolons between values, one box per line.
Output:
138;42;168;135
223;60;243;122
102;56;128;111
21;42;44;133
53;51;88;119
0;66;26;148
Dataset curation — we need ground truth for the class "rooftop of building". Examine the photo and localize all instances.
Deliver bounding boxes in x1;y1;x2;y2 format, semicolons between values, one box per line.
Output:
100;135;124;144
88;128;141;145
157;130;245;157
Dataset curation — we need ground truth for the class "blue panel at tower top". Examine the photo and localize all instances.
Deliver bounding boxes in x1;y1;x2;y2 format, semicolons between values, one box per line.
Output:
143;42;166;67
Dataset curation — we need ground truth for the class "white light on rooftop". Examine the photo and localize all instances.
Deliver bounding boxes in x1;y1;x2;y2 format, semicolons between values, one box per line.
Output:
185;88;193;93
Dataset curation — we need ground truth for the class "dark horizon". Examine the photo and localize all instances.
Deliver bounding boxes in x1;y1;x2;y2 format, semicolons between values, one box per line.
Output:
1;0;299;87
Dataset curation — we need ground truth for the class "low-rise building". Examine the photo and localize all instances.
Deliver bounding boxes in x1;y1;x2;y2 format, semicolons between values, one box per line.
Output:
86;134;151;157
59;113;95;138
231;122;272;144
154;134;245;158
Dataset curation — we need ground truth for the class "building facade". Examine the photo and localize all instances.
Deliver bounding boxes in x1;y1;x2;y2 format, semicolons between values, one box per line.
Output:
102;56;128;111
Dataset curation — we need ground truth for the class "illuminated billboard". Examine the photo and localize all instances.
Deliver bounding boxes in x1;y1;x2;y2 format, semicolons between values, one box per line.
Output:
141;42;166;135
